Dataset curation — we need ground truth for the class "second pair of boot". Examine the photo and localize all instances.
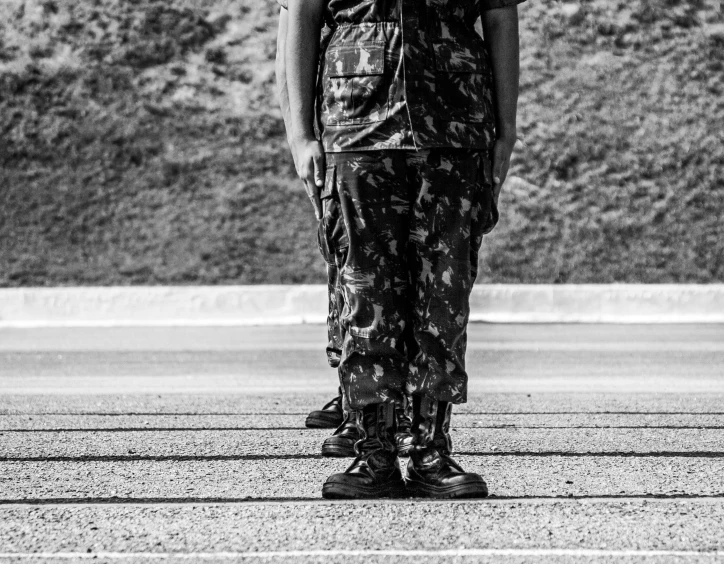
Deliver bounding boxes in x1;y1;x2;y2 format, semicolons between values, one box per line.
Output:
321;397;488;499
305;391;413;458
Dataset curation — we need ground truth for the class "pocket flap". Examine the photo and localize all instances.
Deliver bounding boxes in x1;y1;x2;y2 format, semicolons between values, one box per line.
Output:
433;41;483;73
326;42;385;77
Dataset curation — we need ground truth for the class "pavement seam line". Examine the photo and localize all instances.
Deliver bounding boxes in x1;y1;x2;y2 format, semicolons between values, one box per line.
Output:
4;452;724;463
1;549;724;559
3;495;724;506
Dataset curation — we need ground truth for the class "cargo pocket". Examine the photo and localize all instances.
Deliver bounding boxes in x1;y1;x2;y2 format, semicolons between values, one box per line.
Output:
432;40;494;124
323;42;389;127
340;265;405;341
420;254;473;336
317;164;349;266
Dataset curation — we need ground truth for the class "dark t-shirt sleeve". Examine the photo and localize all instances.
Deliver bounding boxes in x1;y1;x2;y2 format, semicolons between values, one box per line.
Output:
277;0;288;9
480;0;525;10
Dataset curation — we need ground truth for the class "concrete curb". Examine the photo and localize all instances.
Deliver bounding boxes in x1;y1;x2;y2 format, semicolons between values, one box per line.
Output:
1;285;723;327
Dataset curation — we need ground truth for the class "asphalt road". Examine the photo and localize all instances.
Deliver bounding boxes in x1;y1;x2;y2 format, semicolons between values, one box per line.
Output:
1;324;724;563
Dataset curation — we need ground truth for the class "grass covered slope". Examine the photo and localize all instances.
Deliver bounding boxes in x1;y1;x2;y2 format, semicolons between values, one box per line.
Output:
487;0;724;283
0;0;320;285
0;0;722;286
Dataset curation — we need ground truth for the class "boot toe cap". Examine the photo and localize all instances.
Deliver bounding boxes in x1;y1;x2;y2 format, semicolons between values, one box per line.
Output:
305;410;343;428
322;470;405;499
321;435;356;457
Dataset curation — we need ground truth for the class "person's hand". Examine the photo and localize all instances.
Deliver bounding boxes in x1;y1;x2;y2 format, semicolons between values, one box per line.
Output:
491;133;516;205
292;135;325;220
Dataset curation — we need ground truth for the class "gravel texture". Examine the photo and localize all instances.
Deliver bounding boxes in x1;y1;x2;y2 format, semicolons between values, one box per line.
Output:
2;427;724;459
2;501;724;554
1;456;723;501
1;324;723;561
2;412;724;431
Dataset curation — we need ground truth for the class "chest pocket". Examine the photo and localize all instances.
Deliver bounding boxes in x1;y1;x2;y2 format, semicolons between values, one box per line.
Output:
323;42;390;127
433;40;493;124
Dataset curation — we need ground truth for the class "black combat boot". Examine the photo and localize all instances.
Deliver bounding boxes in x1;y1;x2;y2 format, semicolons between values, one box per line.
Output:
406;397;488;499
322;402;406;499
321;411;358;457
305;388;344;428
395;396;414;457
322;397;412;458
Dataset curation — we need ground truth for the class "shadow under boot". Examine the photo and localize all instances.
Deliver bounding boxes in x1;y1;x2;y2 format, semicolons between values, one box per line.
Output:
406;397;488;499
305;388;344;429
322;402;406;499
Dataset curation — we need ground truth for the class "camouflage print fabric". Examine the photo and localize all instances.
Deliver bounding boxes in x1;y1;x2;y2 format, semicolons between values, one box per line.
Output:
318;0;525;152
320;148;498;409
278;0;525;152
319;240;347;368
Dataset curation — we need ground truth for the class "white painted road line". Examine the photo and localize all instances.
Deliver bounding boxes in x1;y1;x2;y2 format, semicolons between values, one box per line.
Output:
1;549;723;559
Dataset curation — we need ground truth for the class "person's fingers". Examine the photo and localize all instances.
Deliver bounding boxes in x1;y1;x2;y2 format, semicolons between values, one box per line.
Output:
491;142;511;205
302;158;322;220
313;151;325;188
301;156;314;187
292;140;325;220
493;178;503;205
498;157;509;186
304;179;322;220
492;143;505;186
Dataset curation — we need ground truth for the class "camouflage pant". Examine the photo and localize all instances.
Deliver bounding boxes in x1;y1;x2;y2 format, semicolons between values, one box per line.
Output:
317;149;498;410
323;262;345;370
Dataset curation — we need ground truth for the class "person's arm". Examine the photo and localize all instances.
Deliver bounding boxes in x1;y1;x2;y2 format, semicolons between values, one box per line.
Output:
275;6;296;165
286;0;326;220
481;5;520;202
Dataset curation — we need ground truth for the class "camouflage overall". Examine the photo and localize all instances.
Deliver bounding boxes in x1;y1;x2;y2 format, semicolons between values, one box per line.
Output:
318;149;498;409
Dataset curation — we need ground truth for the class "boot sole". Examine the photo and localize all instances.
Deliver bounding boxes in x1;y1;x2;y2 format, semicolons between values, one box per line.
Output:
405;480;489;499
322;481;407;500
305;414;343;429
321;443;355;457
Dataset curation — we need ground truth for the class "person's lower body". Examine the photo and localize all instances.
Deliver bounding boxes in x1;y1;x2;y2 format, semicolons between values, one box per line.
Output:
318;148;498;498
309;189;413;456
304;256;347;429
